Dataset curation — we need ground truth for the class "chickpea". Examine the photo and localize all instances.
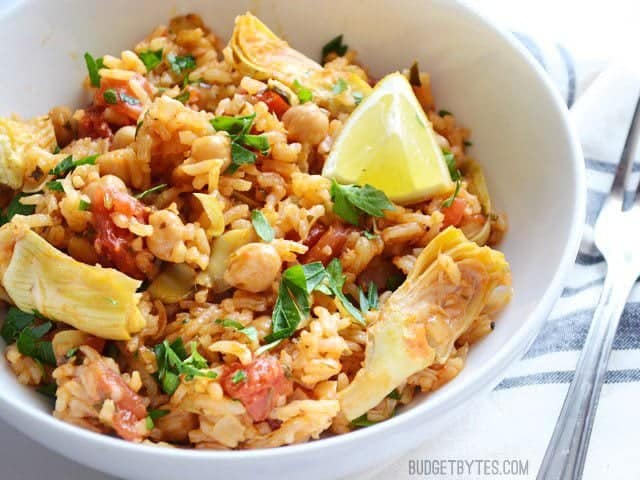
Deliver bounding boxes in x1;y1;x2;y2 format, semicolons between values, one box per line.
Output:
282;104;329;145
112;125;137;149
224;243;281;293
147;210;187;262
191;134;231;170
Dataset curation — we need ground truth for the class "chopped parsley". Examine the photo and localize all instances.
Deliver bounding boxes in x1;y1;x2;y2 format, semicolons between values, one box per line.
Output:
49;154;98;177
332;78;348;95
464;140;473;147
442;149;461;208
210;113;270;174
175;90;190;104
408;61;421;87
363;230;379;240
215;319;259;343
350;414;380;428
231;370;247;384
153;338;217;396
135;184;167;199
84;52;104;87
1;307;56;366
65;347;78;359
36;383;57;399
251;210;274;242
255;339;282;356
145;408;169;429
293;79;312;103
387;389;401;400
330;180;395;226
265;259;363;342
358;281;378;315
321;34;348;62
0;193;36;225
103;89;118;104
135;120;143;137
167;53;196;75
46;180;64;192
78;199;91;211
138;49;163;72
438;109;452;117
52;145;61;154
353;92;364;105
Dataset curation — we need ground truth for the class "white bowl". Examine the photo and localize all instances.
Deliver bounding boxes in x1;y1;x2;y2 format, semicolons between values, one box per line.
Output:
0;1;585;479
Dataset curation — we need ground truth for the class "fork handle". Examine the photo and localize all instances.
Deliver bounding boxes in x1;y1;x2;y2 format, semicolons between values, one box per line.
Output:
537;266;637;480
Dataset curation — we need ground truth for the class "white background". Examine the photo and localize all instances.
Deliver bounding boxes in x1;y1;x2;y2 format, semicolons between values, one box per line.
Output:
1;1;637;479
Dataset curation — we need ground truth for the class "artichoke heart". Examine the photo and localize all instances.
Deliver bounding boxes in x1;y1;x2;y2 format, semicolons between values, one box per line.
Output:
0;221;145;340
228;13;372;107
462;159;492;246
338;227;512;420
0;115;56;189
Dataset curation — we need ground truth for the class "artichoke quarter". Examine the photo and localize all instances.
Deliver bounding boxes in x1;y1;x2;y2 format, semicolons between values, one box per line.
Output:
338;227;512;420
0;221;145;340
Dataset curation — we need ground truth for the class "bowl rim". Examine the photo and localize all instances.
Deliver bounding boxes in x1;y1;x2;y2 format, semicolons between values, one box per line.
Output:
0;0;586;464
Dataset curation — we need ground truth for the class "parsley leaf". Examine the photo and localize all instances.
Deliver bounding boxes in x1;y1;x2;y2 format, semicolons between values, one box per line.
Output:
46;180;64;192
135;184;167;199
255;339;282;356
228;142;257;174
358;281;378;315
120;92;140;105
441;149;461;208
332;78;348;95
215;318;259;343
363;230;379;240
0;193;36;225
167;53;196;75
330;180;395;225
353;92;364;105
153;338;216;395
321;34;348;62
175;90;190;104
84;52;103;87
293;79;312;103
138;49;163;71
5;309;57;366
251;210;274;242
232;370;247;384
242;135;270;155
37;383;57;399
438;109;452;117
148;409;169;421
325;258;364;324
78;199;91;211
103;89;118;104
49;154;98;177
350;414;379;428
211;114;256;136
387;389;401;400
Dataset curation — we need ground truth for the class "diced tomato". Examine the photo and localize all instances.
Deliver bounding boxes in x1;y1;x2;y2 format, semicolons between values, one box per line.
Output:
256;90;290;119
301;223;351;265
77;105;112;140
441;197;466;227
94;74;153;123
221;356;293;422
303;222;328;248
90;186;148;279
91;359;147;441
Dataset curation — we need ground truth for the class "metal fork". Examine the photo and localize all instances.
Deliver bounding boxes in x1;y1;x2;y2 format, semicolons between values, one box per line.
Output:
537;96;640;479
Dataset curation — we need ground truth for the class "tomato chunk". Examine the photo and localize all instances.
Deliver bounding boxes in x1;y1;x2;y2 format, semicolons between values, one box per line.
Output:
90;360;147;441
301;223;351;265
441;197;466;228
94;74;153;123
256;90;290;119
221;356;293;422
77;105;112;140
90;186;148;279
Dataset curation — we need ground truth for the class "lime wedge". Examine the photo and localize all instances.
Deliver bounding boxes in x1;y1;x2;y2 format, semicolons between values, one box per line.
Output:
322;72;453;204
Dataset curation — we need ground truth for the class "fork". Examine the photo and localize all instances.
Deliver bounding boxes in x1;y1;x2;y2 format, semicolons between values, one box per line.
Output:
537;96;640;480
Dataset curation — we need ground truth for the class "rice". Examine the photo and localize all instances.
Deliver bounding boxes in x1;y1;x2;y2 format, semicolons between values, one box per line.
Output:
0;12;511;450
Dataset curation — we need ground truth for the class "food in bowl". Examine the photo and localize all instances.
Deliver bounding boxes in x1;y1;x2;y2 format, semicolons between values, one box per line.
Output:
0;12;512;449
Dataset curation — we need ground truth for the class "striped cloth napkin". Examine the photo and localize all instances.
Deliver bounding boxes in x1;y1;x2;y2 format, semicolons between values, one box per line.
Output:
1;34;638;480
368;40;640;480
